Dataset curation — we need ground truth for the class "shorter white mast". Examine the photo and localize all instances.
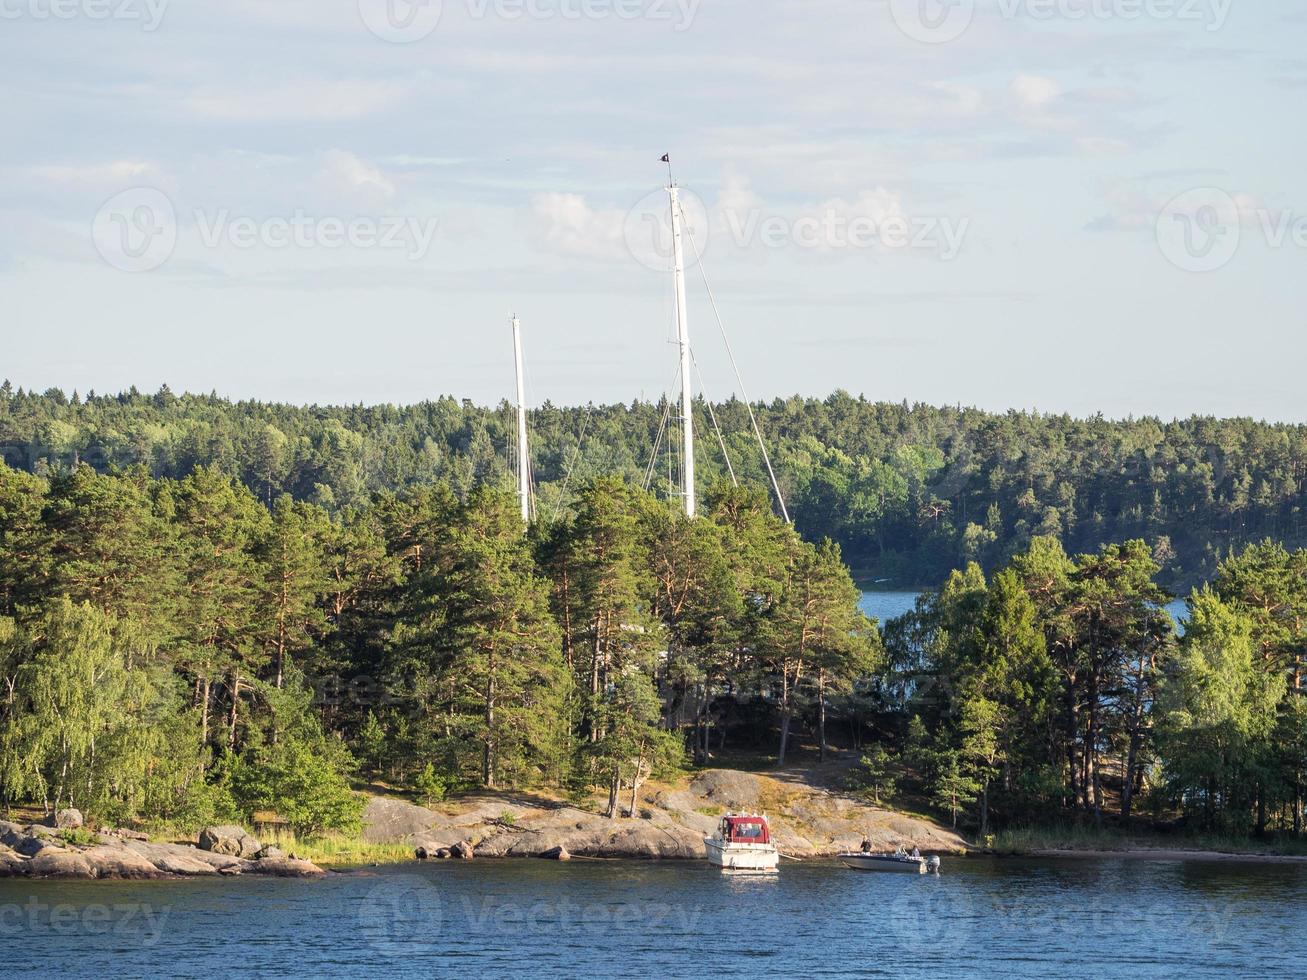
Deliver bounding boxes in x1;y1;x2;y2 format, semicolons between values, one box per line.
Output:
511;315;532;524
668;170;696;519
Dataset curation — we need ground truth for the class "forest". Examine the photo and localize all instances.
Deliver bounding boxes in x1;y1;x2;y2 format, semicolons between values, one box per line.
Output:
5;382;1307;590
1;383;1305;843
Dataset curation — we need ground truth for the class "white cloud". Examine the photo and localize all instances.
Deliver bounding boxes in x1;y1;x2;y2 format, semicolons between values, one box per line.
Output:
315;150;397;209
182;78;414;122
1012;74;1063;110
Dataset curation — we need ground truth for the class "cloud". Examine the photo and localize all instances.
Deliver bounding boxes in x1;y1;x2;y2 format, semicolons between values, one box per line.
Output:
21;161;163;191
315;150;397;210
181;78;415;122
1012;74;1063;111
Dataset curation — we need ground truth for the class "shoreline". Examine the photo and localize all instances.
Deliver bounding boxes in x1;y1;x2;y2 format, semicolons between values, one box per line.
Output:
1025;847;1307;865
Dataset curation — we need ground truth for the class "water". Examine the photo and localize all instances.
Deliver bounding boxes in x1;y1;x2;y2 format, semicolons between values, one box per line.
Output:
861;592;1191;632
3;857;1303;978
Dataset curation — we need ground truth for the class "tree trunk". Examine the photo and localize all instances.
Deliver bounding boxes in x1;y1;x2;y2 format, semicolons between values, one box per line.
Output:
484;659;497;789
227;670;240;749
200;676;211;748
817;669;828;764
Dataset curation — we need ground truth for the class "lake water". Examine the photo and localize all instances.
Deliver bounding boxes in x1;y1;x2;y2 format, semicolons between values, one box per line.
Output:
861;592;1191;633
4;857;1304;978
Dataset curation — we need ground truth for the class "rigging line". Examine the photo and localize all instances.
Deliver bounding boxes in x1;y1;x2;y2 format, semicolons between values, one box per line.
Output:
550;409;591;524
678;201;791;524
644;399;671;493
690;349;739;488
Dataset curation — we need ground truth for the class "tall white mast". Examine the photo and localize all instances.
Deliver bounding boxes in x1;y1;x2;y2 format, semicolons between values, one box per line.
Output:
668;184;696;519
511;315;531;524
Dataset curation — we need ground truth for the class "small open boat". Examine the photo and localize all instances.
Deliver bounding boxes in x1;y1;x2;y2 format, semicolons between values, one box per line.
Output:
705;814;780;872
840;850;941;874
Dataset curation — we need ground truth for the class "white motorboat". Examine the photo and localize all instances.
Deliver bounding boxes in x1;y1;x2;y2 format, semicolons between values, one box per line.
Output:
839;850;941;874
704;814;780;872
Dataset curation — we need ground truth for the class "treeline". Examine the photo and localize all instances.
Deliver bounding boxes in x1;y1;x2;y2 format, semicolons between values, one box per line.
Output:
5;383;1307;590
879;539;1307;838
0;461;877;831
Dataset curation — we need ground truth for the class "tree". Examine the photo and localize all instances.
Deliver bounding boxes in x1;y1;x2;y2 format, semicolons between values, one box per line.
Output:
422;486;570;788
1156;590;1284;833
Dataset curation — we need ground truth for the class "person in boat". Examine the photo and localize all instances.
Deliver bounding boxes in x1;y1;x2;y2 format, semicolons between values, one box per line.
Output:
860;837;872;854
911;846;921;859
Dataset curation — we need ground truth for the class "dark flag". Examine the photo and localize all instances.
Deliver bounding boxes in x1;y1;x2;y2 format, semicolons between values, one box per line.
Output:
660;154;670;163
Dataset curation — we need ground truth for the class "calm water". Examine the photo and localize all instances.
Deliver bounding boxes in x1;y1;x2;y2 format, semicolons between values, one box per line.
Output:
4;858;1304;978
861;591;1190;632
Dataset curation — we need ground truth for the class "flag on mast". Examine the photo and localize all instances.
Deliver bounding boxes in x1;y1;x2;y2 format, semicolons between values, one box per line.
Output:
660;154;670;163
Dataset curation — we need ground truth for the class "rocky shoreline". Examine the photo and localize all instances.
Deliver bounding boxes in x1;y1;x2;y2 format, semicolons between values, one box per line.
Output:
0;817;325;880
367;769;970;862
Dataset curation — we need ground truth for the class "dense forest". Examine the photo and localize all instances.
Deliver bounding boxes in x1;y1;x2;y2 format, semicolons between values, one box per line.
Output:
0;462;877;834
2;383;1305;843
5;382;1307;590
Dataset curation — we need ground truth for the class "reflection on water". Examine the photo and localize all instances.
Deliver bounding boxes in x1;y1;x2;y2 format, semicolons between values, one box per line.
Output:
2;857;1303;978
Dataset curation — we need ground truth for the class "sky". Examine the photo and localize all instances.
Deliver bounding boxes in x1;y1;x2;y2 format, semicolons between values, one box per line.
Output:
1;0;1304;420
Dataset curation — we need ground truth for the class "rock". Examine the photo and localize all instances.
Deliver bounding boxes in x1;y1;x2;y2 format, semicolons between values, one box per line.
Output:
435;847;452;859
453;841;474;860
188;849;253;874
122;841;219;877
12;833;55;858
257;845;285;861
0;820;26;849
254;857;325;878
80;844;162;879
690;770;762;811
0;844;29;877
52;808;84;830
414;844;439;860
198;824;262;859
540;846;571;861
362;796;441;844
30;849;95;879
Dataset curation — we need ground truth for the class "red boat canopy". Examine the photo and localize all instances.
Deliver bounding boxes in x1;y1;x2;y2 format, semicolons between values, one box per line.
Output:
723;816;771;844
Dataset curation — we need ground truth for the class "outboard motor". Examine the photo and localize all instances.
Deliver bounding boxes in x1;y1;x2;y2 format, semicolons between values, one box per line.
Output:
926;855;942;874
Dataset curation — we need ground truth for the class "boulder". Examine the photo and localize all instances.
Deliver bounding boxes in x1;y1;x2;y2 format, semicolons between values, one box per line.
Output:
198;825;262;859
79;844;161;879
188;849;252;873
257;845;285;861
254;857;326;878
0;844;29;877
540;845;571;861
12;833;55;858
30;849;95;879
362;796;441;844
122;841;218;876
52;808;84;830
453;841;475;860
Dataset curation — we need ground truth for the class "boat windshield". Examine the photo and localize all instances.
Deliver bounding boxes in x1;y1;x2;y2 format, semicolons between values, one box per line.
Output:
725;819;769;843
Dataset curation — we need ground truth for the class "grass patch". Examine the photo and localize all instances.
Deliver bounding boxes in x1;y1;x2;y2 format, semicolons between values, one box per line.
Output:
263;830;416;867
695;805;724;817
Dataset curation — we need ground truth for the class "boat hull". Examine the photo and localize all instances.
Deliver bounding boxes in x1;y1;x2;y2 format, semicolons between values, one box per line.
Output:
704;838;780;872
839;853;927;874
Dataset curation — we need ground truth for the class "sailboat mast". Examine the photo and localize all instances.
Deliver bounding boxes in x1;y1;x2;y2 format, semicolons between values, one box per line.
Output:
511;315;531;524
668;185;696;519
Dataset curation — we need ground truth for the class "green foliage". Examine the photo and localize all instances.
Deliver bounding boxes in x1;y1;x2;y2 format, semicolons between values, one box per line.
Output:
412;764;448;806
845;744;897;805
